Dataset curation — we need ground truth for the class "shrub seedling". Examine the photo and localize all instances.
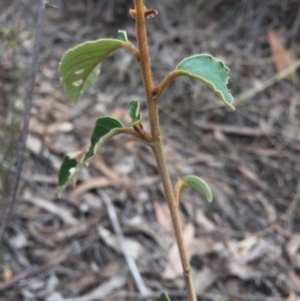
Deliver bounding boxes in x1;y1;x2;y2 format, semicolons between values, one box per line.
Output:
57;1;234;300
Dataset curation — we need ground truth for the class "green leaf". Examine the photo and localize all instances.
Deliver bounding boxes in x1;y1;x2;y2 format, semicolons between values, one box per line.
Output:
117;30;128;42
155;293;171;301
56;117;123;197
59;39;124;103
127;99;140;120
182;175;213;202
58;156;78;188
127;99;142;127
176;54;234;109
84;117;123;161
128;112;142;127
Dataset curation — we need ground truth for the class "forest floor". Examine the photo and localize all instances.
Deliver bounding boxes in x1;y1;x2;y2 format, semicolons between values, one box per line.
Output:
1;0;300;300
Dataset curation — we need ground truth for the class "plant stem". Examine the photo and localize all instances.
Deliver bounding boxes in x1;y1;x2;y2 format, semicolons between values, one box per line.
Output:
133;0;160;141
153;70;181;101
134;1;197;301
151;143;197;301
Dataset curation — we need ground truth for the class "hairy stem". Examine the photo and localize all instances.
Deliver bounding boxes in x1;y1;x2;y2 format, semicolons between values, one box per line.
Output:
154;70;180;101
123;42;140;62
152;143;197;301
134;1;197;300
133;0;160;141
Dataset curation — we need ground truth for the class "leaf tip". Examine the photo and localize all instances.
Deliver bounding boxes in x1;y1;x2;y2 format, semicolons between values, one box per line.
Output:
182;175;213;203
117;30;128;42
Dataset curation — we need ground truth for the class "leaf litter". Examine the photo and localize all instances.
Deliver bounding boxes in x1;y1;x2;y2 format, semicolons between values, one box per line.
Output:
1;0;300;300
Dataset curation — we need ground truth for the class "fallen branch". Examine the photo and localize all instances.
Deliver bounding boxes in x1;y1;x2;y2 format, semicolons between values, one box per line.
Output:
0;0;47;240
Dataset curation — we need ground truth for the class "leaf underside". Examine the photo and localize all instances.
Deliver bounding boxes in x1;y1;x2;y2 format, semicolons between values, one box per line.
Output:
182;175;213;202
177;54;234;109
59;39;124;103
57;117;123;196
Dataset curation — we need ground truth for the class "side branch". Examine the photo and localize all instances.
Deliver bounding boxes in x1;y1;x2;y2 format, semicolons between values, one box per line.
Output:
153;71;180;101
123;42;140;63
123;127;152;144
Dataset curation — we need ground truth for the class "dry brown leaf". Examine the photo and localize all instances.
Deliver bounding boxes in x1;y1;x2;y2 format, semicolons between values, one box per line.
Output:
227;260;261;280
47;272;127;301
122;215;171;251
162;223;195;279
190;237;224;258
212;185;244;231
113;155;135;175
94;153;121;182
238;164;260;185
267;31;297;74
285;292;297;301
195;209;216;231
44;136;76;155
287;270;300;294
256;193;277;223
241;145;282;157
99;262;124;278
66;272;97;295
79;192;102;209
97;226;144;259
29;118;46;135
154;202;173;232
37;81;66;103
41;65;56;79
237;164;269;193
207;252;261;280
192;267;218;293
44;218;99;242
225;279;245;300
123;140;139;152
2;269;13;281
71;177;114;199
26;134;43;155
32;174;57;184
194;121;270;137
47;122;73;134
237;235;258;257
22;194;78;225
239;239;279;265
111;107;130;124
286;234;300;269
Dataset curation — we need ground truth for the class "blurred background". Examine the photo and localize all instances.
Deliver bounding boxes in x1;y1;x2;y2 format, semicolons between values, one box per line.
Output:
1;0;300;300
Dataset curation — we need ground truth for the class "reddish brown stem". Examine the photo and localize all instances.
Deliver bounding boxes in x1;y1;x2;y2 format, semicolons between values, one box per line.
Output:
133;1;197;301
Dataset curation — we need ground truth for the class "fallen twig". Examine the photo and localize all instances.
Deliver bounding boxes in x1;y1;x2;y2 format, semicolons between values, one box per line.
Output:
0;0;47;240
234;59;300;105
98;190;150;297
115;290;220;300
193;121;274;137
0;248;68;292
